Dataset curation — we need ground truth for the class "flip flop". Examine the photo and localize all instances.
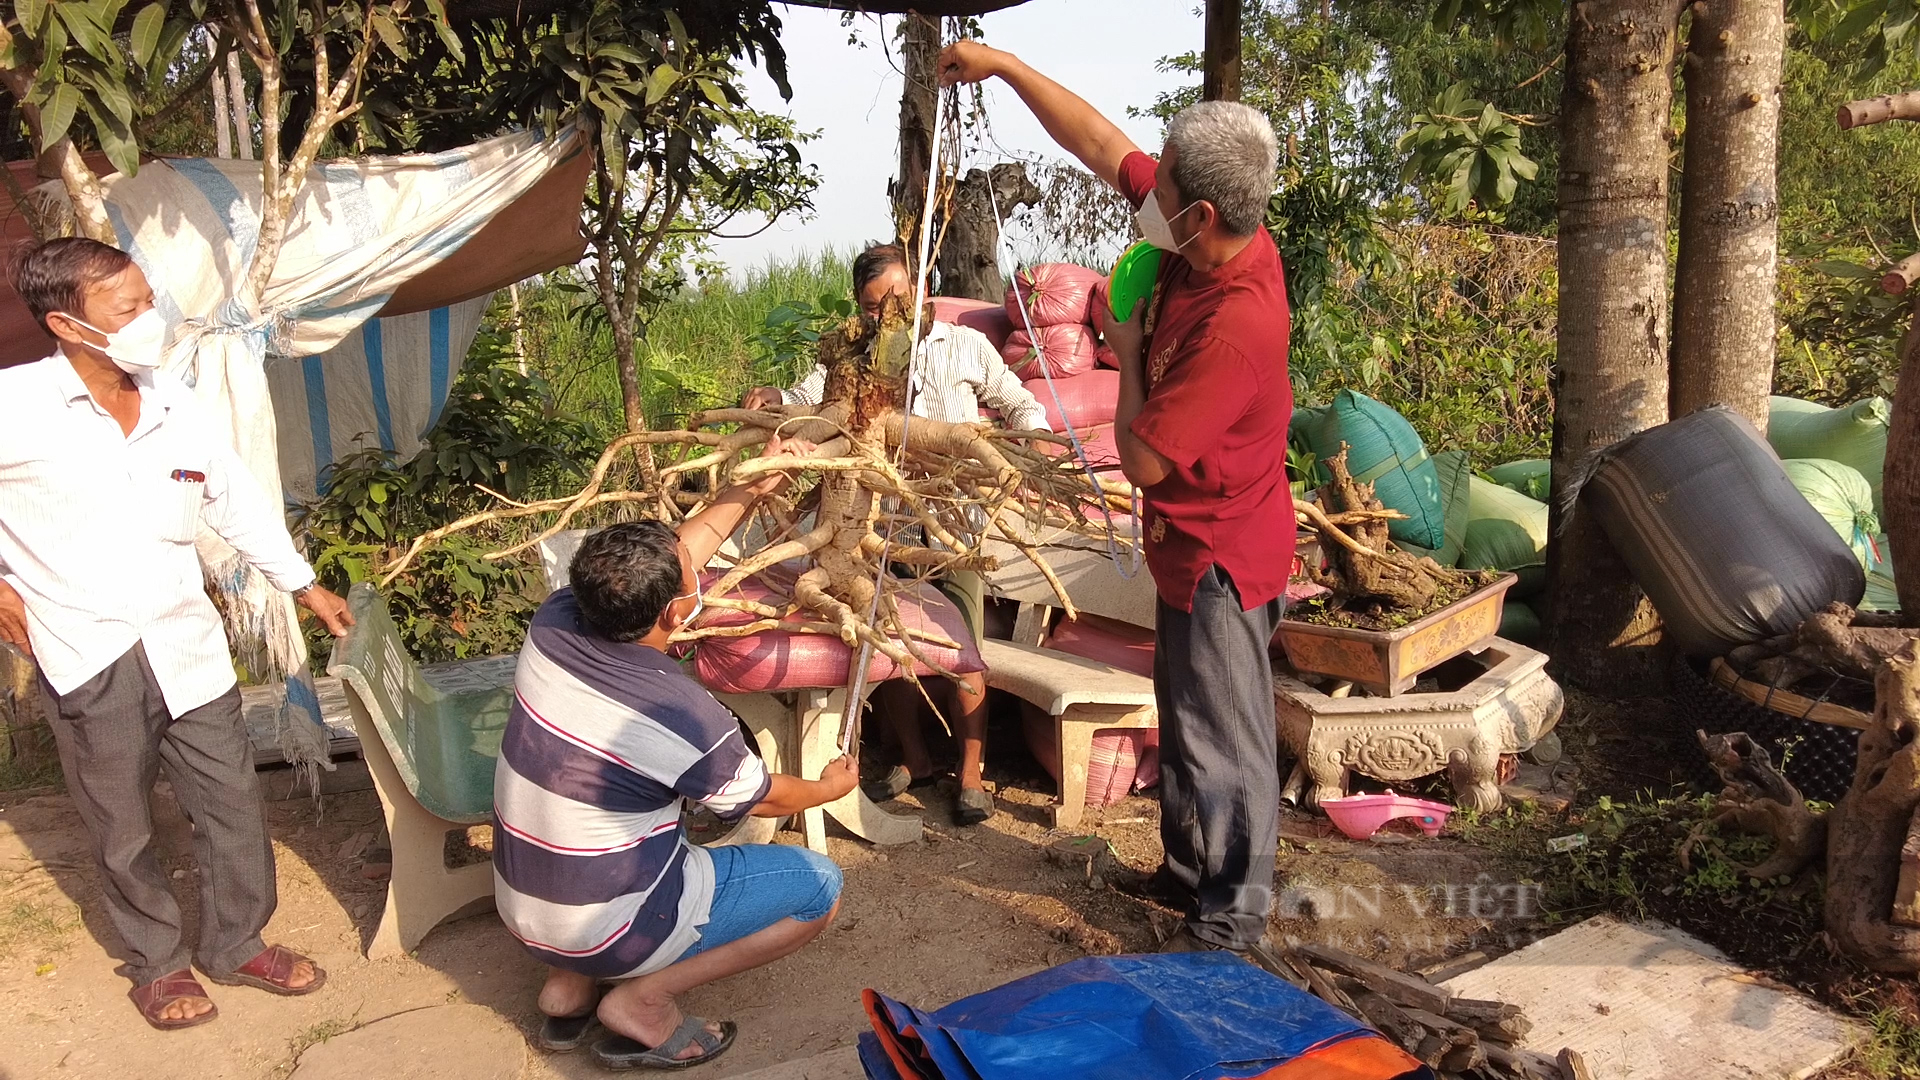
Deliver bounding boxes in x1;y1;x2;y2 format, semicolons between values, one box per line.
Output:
539;1009;603;1052
200;943;327;996
129;969;219;1031
592;1015;737;1071
862;765;938;802
955;785;994;826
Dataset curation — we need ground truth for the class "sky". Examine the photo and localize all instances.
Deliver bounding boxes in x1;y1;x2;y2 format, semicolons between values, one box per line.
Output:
705;1;1204;276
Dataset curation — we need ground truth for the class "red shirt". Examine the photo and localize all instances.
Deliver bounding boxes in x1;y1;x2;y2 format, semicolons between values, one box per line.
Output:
1117;151;1295;613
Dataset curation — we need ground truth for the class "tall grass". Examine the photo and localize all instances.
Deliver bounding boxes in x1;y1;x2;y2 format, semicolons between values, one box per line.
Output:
520;249;852;436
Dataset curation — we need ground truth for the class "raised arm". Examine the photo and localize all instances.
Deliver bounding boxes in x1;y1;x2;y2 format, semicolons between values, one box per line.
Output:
938;41;1142;189
676;434;815;570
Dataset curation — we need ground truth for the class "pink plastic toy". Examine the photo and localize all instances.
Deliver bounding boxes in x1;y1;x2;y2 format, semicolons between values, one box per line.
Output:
1319;792;1455;840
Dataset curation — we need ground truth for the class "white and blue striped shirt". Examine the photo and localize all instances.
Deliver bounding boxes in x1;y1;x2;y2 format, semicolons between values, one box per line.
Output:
491;589;771;978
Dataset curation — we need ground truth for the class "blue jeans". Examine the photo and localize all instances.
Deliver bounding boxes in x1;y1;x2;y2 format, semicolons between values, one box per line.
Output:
682;843;842;957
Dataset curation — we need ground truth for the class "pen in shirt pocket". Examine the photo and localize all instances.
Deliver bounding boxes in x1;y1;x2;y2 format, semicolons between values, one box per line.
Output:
169;469;206;483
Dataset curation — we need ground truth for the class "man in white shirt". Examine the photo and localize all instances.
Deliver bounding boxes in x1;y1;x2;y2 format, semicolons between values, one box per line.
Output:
740;244;1050;826
0;238;353;1031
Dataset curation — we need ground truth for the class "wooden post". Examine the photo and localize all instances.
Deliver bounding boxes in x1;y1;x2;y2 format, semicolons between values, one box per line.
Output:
1203;0;1242;103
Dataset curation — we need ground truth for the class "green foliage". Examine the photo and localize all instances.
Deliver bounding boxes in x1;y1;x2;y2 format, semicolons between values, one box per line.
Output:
522;251;852;438
1290;225;1557;468
1398;83;1540;217
296;324;596;663
6;0;212;173
747;292;854;390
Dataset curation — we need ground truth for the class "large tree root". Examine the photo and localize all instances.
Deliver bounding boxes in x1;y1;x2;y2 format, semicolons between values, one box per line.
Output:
1731;603;1920;690
384;293;1124;700
1826;640;1920;971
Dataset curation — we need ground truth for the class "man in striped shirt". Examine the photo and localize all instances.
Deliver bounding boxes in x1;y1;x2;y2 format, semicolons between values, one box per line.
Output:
741;245;1049;826
494;435;857;1070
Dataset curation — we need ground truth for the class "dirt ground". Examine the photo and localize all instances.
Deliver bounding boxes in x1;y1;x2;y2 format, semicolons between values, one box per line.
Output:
0;726;1561;1080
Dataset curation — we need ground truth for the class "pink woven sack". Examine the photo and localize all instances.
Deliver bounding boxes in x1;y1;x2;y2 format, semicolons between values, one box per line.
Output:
931;296;1016;353
1023;369;1120;431
1020;613;1162;803
685;563;984;695
1002;324;1098;380
1005;263;1103;327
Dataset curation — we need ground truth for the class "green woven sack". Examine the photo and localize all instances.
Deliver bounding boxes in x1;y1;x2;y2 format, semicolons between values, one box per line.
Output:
1303;390;1444;549
1780;458;1880;569
1486;458;1551;502
1864;533;1899;613
1462;475;1549;572
1498;600;1542;645
1395;450;1471;567
1767;396;1890;515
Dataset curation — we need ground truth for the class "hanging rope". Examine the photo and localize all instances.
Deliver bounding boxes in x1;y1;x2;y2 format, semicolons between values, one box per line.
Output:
842;16;961;750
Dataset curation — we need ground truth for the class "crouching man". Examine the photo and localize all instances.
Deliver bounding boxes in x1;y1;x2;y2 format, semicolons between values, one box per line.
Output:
493;435;858;1070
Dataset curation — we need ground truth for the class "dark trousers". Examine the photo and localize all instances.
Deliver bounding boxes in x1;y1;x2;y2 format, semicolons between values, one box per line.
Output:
1153;564;1283;950
42;645;275;986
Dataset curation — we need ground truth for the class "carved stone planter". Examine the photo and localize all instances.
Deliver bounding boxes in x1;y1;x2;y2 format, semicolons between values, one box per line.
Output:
1273;573;1517;696
1274;637;1563;812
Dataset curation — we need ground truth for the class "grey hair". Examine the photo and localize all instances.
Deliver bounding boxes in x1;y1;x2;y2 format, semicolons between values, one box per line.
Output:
1165;101;1279;236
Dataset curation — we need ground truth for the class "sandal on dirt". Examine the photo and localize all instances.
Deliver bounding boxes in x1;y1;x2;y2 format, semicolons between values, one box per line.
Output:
863;765;938;802
539;996;604;1052
592;1015;737;1071
954;785;994;826
201;944;327;997
129;969;219;1031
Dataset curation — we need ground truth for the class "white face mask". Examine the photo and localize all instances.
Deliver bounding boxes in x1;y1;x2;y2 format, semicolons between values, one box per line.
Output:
1136;195;1201;253
58;308;167;374
670;576;705;630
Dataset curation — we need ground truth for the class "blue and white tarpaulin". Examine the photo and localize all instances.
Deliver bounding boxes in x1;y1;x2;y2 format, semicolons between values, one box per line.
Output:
37;127;583;770
268;296;491;499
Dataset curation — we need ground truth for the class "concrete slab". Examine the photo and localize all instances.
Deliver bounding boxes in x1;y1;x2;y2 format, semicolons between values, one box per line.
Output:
721;1045;864;1080
1441;915;1865;1080
289;1003;525;1080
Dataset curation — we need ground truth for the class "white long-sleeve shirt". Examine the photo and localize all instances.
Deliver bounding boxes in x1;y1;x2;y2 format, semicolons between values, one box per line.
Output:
781;321;1053;432
0;355;316;716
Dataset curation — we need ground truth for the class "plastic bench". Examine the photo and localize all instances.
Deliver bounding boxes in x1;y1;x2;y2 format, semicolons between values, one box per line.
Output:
326;583;518;958
979;638;1156;828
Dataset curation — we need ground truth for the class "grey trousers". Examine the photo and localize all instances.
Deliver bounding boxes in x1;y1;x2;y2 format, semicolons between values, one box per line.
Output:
1153;564;1284;950
42;645;274;986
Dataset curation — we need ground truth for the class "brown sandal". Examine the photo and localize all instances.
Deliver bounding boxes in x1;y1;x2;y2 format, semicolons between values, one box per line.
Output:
202;944;327;996
130;970;219;1031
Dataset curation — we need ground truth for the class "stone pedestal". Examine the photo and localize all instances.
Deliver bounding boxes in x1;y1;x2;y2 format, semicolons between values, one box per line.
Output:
1275;638;1564;812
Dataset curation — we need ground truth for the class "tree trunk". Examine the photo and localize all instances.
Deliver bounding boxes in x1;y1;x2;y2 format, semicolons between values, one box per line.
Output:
1203;0;1243;103
892;14;940;255
1825;640;1920;971
936;163;1041;302
1889;297;1920;619
227;50;254;160
1546;0;1680;695
1670;0;1783;429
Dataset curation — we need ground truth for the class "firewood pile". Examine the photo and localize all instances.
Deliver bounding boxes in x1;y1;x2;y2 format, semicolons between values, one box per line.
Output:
1279;942;1590;1080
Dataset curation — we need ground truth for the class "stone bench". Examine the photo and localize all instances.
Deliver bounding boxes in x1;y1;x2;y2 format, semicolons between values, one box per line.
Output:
979;638;1156;829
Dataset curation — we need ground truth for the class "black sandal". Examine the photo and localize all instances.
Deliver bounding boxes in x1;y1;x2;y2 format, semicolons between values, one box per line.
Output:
592;1015;737;1071
539;1008;603;1052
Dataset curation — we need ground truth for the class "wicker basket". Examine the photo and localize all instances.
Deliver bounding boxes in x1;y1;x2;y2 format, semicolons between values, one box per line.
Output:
1670;655;1862;803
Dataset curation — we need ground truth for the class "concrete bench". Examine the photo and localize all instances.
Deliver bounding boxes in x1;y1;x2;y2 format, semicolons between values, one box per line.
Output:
979;638;1156;829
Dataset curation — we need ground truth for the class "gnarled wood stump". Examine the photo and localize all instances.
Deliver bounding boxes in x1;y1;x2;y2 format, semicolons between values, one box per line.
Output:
1825;639;1920;971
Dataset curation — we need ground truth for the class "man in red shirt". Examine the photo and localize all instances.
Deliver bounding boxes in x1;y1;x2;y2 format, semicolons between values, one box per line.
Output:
941;43;1293;969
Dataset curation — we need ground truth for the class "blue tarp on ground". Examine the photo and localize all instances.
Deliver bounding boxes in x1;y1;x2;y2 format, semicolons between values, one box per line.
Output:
857;953;1414;1080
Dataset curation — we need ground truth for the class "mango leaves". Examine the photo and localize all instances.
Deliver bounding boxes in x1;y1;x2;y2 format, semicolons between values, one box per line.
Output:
1795;0;1920;78
1398;83;1539;217
10;0;201;175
